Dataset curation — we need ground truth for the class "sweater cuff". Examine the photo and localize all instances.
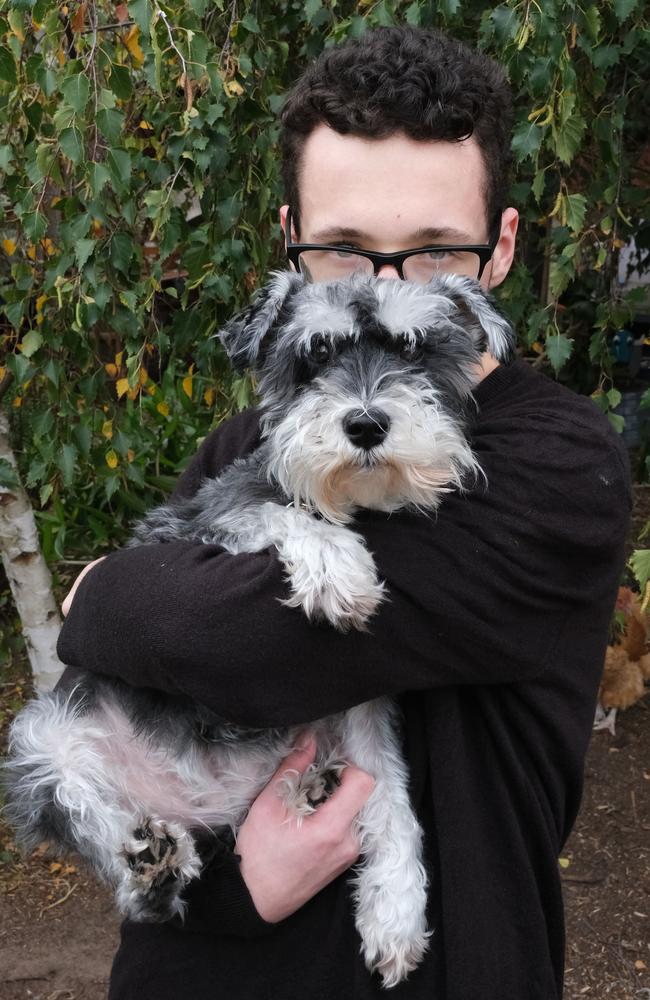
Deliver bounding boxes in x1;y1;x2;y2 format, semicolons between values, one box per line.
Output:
178;837;276;939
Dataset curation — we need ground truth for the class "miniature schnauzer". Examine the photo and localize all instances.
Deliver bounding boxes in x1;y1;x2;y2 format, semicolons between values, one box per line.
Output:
5;272;514;988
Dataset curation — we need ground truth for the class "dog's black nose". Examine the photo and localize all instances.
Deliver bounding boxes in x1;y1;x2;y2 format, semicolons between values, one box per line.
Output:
343;409;391;450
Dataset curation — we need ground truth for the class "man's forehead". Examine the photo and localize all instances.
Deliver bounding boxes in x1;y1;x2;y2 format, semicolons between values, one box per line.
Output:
308;222;477;247
297;125;489;242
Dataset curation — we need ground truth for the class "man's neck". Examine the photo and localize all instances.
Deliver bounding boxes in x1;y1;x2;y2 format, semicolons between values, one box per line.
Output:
476;352;500;383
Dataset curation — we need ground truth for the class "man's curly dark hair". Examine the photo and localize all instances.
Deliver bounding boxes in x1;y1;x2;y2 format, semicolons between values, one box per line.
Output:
280;26;513;236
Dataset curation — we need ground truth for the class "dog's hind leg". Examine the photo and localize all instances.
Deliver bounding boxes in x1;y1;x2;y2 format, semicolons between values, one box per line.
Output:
4;691;200;922
339;699;430;988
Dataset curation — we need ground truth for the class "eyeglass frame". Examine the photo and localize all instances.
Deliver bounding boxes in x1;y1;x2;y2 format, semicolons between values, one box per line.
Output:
284;206;502;282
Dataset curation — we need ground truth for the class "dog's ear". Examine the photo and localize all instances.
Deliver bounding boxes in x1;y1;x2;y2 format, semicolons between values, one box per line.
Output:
217;271;304;372
436;275;516;363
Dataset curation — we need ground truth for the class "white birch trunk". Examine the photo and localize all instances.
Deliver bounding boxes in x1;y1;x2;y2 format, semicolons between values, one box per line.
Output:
0;409;64;691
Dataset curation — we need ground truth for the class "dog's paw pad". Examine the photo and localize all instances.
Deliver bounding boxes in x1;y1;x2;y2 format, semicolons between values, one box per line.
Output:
277;761;347;818
122;818;200;888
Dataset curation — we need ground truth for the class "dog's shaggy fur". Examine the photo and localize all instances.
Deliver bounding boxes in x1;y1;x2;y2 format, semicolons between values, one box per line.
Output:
4;272;514;987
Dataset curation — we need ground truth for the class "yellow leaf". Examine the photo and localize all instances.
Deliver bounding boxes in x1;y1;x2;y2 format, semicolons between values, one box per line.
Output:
105;448;118;469
182;375;193;399
27;244;37;261
139;119;153;131
49;861;63;874
203;386;215;407
105;363;118;377
138;366;148;385
558;857;570;869
2;239;16;256
43;238;56;256
13;396;22;408
116;377;129;398
127;385;140;400
36;294;47;313
127;448;135;462
223;79;244;97
635;960;647;971
156;401;169;416
0;366;5;381
123;24;144;66
115;350;123;367
101;420;113;439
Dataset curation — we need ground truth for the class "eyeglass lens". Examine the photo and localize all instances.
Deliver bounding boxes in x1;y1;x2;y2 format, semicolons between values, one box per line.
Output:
297;249;483;283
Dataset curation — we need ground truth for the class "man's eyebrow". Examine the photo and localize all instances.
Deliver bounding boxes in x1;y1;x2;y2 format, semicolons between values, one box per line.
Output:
307;225;477;245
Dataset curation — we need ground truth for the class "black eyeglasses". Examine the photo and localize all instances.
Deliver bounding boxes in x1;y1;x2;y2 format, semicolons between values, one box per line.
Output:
284;207;500;284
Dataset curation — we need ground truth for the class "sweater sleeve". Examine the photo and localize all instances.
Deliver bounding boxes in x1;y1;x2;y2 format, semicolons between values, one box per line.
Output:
56;382;631;730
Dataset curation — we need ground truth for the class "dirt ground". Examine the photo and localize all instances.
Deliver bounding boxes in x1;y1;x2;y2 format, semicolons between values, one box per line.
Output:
1;491;649;1000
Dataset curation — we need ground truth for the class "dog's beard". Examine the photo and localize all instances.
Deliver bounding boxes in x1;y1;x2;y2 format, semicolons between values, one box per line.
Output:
265;380;479;524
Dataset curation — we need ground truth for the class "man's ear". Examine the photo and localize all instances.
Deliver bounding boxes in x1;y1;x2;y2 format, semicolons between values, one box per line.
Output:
217;271;304;372
437;274;516;363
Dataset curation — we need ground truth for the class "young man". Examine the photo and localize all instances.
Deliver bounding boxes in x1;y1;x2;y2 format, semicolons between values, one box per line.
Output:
58;26;630;1000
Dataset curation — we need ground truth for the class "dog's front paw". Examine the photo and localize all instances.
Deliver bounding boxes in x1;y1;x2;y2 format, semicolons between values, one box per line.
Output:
117;817;201;922
283;524;386;631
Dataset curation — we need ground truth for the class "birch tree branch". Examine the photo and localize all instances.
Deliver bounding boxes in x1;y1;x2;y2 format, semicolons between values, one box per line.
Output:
0;409;64;691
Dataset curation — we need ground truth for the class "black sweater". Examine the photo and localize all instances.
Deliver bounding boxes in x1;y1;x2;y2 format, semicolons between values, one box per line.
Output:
57;360;631;1000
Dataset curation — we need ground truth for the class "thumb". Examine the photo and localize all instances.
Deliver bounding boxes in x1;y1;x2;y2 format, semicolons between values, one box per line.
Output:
257;733;318;815
273;732;318;780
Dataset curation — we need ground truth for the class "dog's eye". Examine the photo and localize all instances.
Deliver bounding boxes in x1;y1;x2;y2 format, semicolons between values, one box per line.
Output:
399;340;420;361
310;338;332;365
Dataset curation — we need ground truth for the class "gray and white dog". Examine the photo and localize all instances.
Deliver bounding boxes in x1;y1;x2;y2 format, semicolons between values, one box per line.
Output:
5;272;514;988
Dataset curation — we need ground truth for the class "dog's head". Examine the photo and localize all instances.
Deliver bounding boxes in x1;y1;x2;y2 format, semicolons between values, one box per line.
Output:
218;272;515;523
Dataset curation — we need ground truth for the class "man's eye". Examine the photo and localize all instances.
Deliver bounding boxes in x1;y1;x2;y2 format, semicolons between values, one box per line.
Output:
424;249;450;261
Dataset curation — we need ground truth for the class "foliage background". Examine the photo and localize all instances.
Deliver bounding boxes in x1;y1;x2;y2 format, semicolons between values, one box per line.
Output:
0;0;649;563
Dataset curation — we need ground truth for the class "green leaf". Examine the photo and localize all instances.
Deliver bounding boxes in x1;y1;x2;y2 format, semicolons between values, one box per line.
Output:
240;12;260;32
564;193;587;234
531;171;546;206
304;0;322;20
96;108;124;145
58;443;77;487
59;126;84;165
581;5;601;41
552;115;586;165
75;238;96;270
0;47;17;85
23;211;47;242
61;74;90;114
88;162;112;196
591;46;621;70
630;549;650;593
129;0;151;35
545;333;574;373
511;121;542;163
404;2;420;24
111;232;133;273
217;195;241;231
20;329;43;358
109;63;133;101
107;148;132;191
613;0;639;20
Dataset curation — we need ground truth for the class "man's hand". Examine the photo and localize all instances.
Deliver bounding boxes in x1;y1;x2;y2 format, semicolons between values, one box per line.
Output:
236;736;375;923
61;557;107;616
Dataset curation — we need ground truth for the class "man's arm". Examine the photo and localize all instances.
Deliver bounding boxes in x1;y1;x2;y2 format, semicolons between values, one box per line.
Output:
56;395;631;729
